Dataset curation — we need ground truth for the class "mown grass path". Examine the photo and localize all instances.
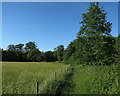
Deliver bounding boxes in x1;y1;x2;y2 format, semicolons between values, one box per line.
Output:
54;68;75;95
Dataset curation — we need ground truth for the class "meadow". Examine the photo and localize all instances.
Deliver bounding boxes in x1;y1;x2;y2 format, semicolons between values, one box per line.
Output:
2;62;69;94
2;62;119;95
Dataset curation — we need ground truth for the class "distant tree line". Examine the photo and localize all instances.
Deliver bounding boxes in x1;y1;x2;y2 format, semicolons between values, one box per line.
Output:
1;41;62;62
1;2;120;66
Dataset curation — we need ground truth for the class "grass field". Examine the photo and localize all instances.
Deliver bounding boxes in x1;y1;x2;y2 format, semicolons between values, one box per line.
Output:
2;62;119;95
2;62;69;94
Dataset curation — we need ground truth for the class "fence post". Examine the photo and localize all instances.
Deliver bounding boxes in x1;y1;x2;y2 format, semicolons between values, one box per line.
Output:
54;72;56;80
37;81;39;96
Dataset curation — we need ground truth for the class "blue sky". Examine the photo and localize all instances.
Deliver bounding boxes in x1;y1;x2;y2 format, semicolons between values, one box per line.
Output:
2;2;118;51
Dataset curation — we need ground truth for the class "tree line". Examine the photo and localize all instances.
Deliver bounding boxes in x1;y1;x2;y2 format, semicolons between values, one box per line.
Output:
1;41;60;62
1;2;120;66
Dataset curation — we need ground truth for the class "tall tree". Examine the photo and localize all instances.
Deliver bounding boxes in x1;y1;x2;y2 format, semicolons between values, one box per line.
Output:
77;2;112;37
75;2;113;65
24;41;37;52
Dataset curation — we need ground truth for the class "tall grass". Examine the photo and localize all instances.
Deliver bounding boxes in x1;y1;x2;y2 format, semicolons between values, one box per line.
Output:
2;62;119;95
71;64;118;94
2;62;69;94
41;66;73;95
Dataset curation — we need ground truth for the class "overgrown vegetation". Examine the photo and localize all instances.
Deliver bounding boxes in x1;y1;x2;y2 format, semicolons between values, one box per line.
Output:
63;2;118;66
71;65;118;94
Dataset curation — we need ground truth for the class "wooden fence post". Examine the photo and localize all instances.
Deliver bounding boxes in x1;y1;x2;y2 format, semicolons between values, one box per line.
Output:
37;81;39;96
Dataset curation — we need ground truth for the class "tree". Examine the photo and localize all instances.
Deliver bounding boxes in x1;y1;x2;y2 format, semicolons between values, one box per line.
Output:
4;44;26;61
7;45;15;51
24;41;37;52
44;51;54;62
73;36;89;64
75;2;113;65
15;44;24;51
56;45;64;61
77;2;112;37
27;48;42;61
117;34;120;59
53;48;57;61
63;41;75;61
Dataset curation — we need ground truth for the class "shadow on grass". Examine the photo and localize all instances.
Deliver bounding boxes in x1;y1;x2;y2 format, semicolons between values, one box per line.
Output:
54;68;75;95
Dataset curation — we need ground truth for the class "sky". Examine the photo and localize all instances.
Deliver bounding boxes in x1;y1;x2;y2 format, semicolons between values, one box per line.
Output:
2;2;118;51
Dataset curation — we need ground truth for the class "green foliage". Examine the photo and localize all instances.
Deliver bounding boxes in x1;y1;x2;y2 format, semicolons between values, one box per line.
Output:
77;2;112;37
73;36;89;64
44;51;55;62
53;48;57;61
63;41;75;61
90;65;118;94
117;34;120;59
76;2;113;65
15;44;24;51
71;65;118;94
63;2;116;66
24;41;37;52
27;48;42;61
56;45;64;61
2;41;58;62
7;44;16;51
